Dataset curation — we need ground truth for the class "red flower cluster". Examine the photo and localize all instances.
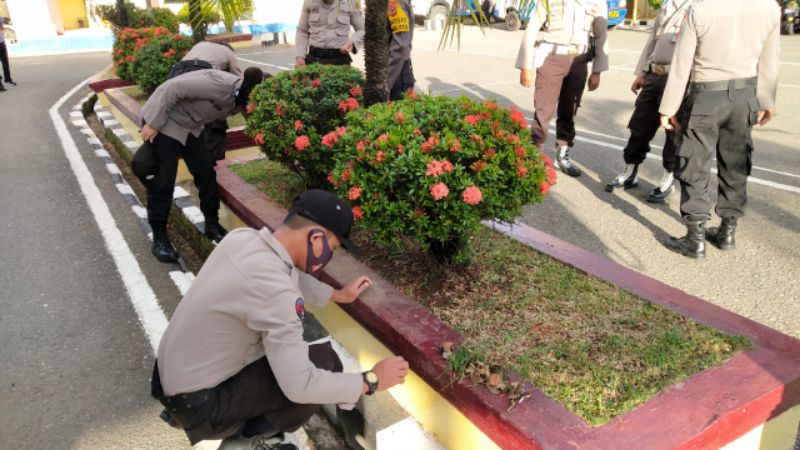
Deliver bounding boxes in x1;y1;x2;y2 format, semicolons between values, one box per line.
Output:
421;136;439;153
246;103;256;114
163;48;177;59
375;151;387;163
509;107;528;129
294;135;310;151
462;186;483;205
448;138;461;152
294;120;303;131
350;85;363;97
465;115;479;126
426;159;454;177
430;182;450;201
322;131;340;148
311;78;322;88
377;133;389;143
349;186;362;200
395;112;405;124
338;97;359;113
275;104;285;117
254;133;265;145
352;206;364;220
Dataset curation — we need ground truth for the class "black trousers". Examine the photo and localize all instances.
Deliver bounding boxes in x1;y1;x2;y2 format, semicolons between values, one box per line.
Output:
305;53;352;66
0;41;11;82
204;119;229;161
531;53;589;148
153;342;343;445
623;72;680;172
146;132;219;229
677;83;757;221
389;60;416;101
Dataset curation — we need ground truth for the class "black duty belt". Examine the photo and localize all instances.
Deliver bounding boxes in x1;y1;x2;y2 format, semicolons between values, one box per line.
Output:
151;361;217;414
309;46;344;59
168;58;214;79
690;77;757;93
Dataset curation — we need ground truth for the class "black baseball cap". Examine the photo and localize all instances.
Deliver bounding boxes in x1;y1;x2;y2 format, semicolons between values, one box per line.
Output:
290;190;360;254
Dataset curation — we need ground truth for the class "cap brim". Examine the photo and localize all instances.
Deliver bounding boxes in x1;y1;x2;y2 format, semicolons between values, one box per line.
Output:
338;236;361;255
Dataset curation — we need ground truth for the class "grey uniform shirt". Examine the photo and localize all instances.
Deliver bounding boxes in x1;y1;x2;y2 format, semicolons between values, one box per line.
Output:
515;0;609;73
387;0;414;88
140;69;241;145
634;0;696;75
296;0;366;59
157;227;363;405
183;41;243;76
660;0;781;116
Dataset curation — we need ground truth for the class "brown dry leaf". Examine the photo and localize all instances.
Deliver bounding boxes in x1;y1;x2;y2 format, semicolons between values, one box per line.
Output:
488;373;502;386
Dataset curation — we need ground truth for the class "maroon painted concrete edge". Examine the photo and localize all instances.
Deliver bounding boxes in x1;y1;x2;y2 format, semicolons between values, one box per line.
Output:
215;160;800;449
88;78;134;93
103;86;256;151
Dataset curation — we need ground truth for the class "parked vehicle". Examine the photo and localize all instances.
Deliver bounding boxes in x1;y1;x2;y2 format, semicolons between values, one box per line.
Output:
416;0;629;31
784;0;799;35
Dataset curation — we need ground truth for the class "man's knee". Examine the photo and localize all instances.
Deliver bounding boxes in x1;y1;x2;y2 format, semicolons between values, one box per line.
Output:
308;342;343;373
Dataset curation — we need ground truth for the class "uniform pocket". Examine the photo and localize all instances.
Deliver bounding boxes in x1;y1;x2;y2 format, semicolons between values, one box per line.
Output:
336;14;351;35
309;13;321;24
687;100;718;131
747;97;760;126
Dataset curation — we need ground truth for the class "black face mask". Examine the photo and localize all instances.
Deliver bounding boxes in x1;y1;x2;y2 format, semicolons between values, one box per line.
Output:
306;229;333;278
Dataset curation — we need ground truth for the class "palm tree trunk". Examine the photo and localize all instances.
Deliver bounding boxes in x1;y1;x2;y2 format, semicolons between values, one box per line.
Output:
188;0;207;43
364;0;389;106
116;0;129;28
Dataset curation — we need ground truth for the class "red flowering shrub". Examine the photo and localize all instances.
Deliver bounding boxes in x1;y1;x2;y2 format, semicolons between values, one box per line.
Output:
129;32;193;94
112;27;173;82
329;94;554;263
245;64;365;187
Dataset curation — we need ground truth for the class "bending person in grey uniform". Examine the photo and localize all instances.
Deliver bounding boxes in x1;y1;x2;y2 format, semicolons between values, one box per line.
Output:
606;0;697;203
170;41;244;162
152;190;409;449
517;0;609;178
387;0;416;101
295;0;365;67
139;67;265;262
659;0;780;259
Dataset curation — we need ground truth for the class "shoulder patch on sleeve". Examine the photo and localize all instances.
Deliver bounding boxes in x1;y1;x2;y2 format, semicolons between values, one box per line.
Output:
295;297;305;320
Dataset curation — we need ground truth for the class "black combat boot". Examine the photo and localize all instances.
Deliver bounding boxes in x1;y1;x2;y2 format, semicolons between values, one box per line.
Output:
706;216;737;250
646;171;675;204
665;220;706;259
605;163;639;192
151;221;179;263
204;221;228;244
555;144;582;177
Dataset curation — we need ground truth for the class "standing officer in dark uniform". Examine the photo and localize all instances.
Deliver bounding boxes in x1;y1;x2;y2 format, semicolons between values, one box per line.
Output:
517;0;609;178
138;67;265;262
152;190;409;449
659;0;780;258
295;0;365;67
171;41;243;162
387;0;415;100
606;0;696;203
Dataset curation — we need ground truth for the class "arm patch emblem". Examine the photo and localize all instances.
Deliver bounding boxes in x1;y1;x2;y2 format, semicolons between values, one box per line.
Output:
295;297;305;320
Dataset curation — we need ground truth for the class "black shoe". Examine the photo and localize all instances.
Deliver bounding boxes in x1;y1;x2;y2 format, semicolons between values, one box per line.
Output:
0;84;5;92
646;171;675;203
5;80;16;86
152;239;179;262
706;216;737;250
554;145;582;177
338;406;367;450
205;223;228;243
665;220;706;259
159;409;181;429
605;164;639;192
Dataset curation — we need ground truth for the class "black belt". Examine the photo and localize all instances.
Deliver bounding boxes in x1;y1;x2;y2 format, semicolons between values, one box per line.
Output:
690;77;757;93
168;58;213;79
151;361;217;414
309;46;344;59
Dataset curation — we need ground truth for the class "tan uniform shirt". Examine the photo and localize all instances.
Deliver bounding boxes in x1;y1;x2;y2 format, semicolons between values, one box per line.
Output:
140;69;240;145
634;0;696;75
296;0;366;59
515;0;609;73
157;228;363;406
660;0;781;116
183;41;243;77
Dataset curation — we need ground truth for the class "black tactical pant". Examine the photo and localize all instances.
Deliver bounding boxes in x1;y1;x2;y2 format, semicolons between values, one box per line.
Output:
624;72;680;172
531;53;589;148
146;132;219;230
152;342;343;445
676;80;757;222
0;41;11;82
204;118;229;161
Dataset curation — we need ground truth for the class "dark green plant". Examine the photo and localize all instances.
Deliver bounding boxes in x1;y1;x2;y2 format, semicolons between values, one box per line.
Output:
245;64;366;188
112;27;171;81
129;32;193;94
150;7;180;33
93;2;178;33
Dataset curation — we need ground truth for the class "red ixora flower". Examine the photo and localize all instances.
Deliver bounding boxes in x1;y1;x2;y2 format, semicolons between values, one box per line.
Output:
420;136;438;153
540;181;551;195
377;133;389;143
465;115;479;126
430;182;450;201
541;152;554;168
517;166;529;177
546;166;558;185
275;104;285;116
462;186;483;205
246;103;256;114
375;151;387;163
352;206;364;220
395;112;405;124
335;126;347;137
509;107;528;129
254;133;265;145
338;97;359;112
321;131;340;148
482;100;498;110
356;141;367;151
449;138;461;152
312;78;321;88
406;89;418;100
294;135;310;151
294;120;303;131
471;160;487;172
484;148;497;159
350;85;362;96
125;55;136;62
349;186;362;200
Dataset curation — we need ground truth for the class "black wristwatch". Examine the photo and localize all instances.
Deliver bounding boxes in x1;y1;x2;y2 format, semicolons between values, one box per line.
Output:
362;371;379;396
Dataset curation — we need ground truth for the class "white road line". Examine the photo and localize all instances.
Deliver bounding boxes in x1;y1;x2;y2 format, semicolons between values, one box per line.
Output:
237;56;292;71
169;271;194;296
51;77;168;353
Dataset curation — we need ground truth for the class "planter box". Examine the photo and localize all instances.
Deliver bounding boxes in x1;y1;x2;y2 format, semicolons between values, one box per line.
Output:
96;82;800;449
214;158;800;450
88;78;134;94
207;34;253;44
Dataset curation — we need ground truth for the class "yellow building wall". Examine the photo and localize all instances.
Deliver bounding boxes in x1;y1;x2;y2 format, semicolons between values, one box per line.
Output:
57;0;87;29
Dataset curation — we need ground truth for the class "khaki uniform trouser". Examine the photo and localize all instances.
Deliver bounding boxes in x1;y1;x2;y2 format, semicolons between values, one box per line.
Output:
531;52;590;149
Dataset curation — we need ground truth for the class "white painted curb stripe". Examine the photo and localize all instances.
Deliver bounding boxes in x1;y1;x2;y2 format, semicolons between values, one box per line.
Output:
116;183;135;196
51;78;168;353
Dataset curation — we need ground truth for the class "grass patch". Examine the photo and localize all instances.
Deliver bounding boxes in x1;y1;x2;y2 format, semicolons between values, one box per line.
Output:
230;158;751;426
120;86;147;106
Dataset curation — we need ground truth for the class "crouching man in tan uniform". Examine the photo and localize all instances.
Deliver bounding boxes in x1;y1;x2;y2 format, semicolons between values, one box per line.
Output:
151;190;409;449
